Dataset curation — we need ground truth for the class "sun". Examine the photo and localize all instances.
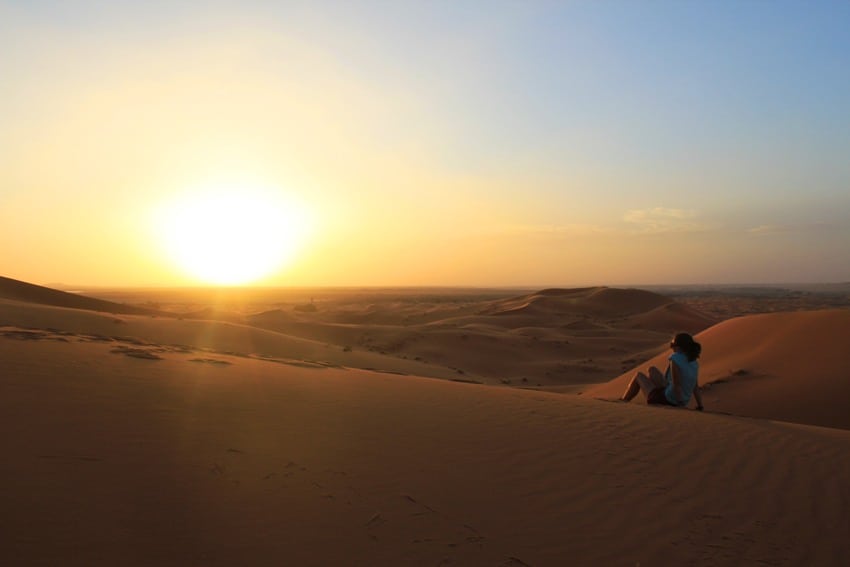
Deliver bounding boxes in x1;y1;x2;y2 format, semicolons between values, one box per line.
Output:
157;185;310;285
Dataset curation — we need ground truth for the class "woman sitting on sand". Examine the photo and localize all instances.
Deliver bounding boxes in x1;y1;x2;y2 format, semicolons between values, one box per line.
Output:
621;332;704;410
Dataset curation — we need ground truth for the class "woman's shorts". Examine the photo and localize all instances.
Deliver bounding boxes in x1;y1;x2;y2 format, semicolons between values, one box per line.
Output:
647;387;675;406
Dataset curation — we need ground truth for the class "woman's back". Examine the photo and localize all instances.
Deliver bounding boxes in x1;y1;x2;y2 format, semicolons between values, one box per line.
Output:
665;351;699;405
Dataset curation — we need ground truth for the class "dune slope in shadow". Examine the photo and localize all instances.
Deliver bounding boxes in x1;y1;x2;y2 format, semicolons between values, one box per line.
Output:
0;276;168;316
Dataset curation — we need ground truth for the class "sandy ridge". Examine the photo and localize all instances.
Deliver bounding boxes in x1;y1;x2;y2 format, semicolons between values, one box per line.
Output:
0;275;169;316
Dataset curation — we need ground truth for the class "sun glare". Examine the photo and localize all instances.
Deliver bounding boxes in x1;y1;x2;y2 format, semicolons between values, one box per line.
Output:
157;185;310;285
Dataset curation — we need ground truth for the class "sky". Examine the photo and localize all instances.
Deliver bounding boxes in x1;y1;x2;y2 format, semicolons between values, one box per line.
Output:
2;0;849;287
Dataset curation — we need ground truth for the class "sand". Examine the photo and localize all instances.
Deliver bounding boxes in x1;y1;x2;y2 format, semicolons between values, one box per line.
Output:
2;277;850;565
585;309;850;430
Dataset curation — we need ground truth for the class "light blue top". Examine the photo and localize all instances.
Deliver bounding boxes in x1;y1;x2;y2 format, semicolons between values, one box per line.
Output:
664;351;699;406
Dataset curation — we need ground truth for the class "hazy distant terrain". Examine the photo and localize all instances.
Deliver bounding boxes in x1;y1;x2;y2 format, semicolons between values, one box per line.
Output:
647;283;850;319
7;279;842;390
31;283;721;388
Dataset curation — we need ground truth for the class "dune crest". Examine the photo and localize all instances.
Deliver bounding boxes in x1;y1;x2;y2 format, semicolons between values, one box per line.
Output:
0;276;167;316
473;286;713;330
480;286;671;316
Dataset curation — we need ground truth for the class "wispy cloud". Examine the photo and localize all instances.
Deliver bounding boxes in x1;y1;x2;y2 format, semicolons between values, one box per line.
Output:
747;221;832;235
746;224;793;234
622;207;707;234
496;223;614;237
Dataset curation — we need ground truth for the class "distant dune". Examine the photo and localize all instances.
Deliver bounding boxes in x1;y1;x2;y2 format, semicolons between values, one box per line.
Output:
243;286;717;385
584;309;850;430
0;275;167;316
475;286;714;330
478;286;671;317
0;277;719;387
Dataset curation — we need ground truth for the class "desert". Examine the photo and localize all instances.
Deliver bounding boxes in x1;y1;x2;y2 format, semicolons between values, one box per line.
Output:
4;3;850;565
3;276;850;566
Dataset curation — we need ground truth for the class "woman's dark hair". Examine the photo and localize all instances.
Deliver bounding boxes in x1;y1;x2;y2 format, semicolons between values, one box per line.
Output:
672;332;701;361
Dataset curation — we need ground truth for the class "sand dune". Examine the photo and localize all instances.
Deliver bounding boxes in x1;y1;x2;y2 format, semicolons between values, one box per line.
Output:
244;286;717;386
449;287;714;337
178;307;246;323
2;329;850;566
3;278;850;564
1;278;717;388
623;301;718;332
0;299;463;381
584;309;850;430
0;275;167;316
480;287;671;317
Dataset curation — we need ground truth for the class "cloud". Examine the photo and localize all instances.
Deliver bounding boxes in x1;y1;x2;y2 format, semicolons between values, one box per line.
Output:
496;223;614;237
746;224;792;234
622;207;707;234
747;221;832;235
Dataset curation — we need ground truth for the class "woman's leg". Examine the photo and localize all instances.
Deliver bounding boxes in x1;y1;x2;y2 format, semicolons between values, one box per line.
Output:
647;366;667;389
621;371;656;402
